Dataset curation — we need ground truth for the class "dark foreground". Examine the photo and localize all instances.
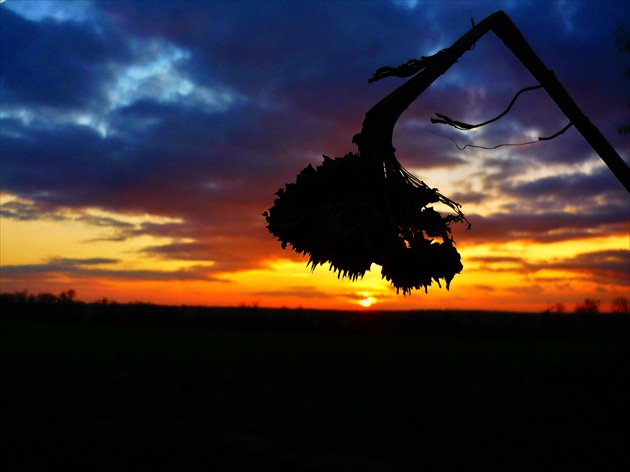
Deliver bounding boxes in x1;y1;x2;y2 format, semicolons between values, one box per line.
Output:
2;306;629;471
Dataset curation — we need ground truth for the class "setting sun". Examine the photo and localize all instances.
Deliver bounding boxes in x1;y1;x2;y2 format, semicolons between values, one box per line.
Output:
357;292;378;308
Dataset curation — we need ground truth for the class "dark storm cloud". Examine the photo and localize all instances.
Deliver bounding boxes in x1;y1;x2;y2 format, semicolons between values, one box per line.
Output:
1;0;628;279
0;7;130;109
1;120;143;203
1;98;298;216
100;0;626;139
98;0;414;108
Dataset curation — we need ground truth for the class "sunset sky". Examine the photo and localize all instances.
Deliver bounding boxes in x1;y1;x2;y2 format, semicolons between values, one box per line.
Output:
1;0;628;312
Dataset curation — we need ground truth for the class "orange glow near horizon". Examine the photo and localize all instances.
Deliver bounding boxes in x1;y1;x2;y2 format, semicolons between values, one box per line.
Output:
2;252;628;313
1;199;628;312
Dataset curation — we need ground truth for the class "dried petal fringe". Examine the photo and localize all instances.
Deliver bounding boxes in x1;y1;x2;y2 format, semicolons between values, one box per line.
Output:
263;152;468;294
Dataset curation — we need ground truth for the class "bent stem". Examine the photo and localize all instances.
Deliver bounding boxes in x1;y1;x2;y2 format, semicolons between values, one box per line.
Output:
356;10;630;194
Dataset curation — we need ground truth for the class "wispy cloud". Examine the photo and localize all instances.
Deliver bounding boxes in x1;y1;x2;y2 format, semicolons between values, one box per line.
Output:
1;257;230;283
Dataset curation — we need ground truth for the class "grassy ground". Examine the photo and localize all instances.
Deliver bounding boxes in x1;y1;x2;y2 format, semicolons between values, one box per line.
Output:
2;317;628;471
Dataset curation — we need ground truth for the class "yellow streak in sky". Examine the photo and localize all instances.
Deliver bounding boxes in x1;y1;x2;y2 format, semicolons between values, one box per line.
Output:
2;193;627;311
0;204;192;273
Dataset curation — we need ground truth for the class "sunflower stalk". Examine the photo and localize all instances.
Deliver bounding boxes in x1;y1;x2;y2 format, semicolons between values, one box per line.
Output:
264;10;628;296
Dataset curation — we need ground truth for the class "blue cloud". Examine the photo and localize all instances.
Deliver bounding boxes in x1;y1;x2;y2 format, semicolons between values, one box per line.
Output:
0;7;130;109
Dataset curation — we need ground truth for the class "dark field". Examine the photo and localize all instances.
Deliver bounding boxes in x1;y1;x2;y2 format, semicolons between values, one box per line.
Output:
2;306;629;471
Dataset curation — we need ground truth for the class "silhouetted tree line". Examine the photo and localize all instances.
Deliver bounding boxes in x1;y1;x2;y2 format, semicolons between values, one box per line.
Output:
543;297;629;314
1;289;628;340
0;289;78;305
